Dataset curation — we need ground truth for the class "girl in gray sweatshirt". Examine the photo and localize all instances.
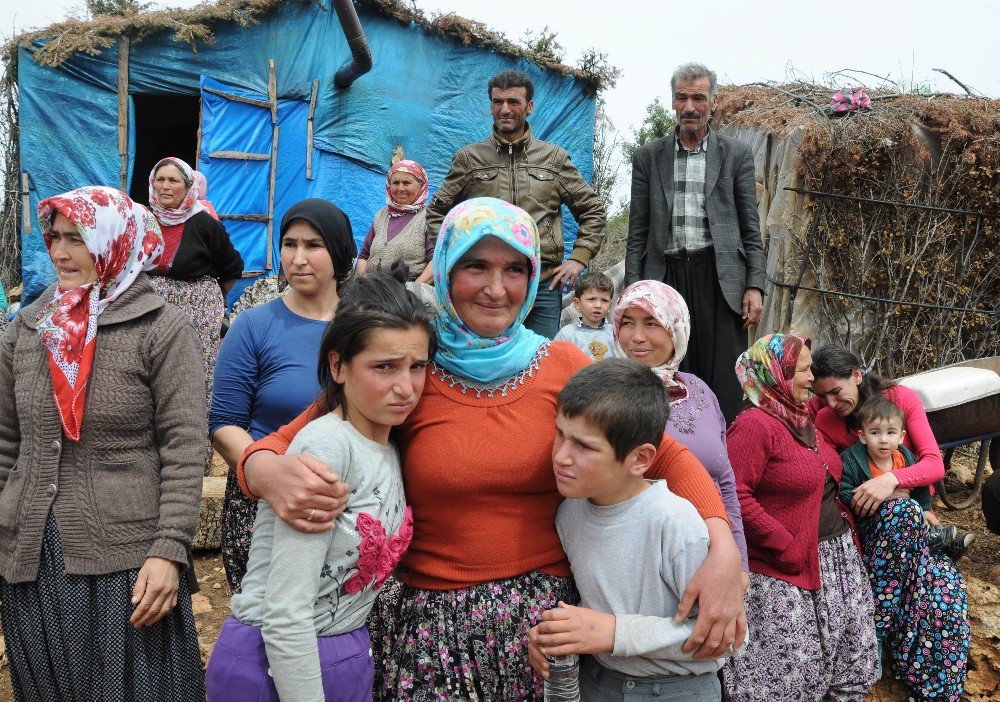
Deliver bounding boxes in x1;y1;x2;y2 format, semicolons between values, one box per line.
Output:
206;270;437;702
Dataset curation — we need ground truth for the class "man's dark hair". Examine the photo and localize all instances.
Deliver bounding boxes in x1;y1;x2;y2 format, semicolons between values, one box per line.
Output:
557;359;669;461
316;263;437;418
857;395;905;429
574;271;615;299
488;70;535;102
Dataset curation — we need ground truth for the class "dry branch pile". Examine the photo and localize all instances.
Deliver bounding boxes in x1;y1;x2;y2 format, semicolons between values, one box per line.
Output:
715;84;1000;377
1;0;613;87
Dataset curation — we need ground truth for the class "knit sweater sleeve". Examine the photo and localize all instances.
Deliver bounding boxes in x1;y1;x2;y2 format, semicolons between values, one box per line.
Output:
236;403;321;499
148;310;208;565
726;411;796;558
838;444;870;506
0;318;20;492
613;543;717;662
260;422;348;702
887;386;946;488
647;435;728;523
204;215;244;281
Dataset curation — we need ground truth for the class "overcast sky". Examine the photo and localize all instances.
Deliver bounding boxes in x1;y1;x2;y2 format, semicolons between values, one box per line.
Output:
5;0;998;150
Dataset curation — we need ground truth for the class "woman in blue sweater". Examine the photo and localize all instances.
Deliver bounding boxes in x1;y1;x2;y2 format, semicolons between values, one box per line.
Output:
210;199;356;591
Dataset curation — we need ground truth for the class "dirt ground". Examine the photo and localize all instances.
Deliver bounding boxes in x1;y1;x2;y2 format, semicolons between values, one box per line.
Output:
2;462;998;701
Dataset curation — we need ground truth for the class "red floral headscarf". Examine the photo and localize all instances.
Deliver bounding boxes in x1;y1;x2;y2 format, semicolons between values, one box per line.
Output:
37;186;164;441
386;160;429;217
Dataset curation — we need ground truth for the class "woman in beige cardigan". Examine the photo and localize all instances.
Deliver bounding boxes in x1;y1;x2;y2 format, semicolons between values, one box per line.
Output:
0;186;206;701
355;159;433;283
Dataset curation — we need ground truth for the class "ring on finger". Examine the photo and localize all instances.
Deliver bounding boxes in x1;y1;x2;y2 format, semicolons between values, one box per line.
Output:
306;508;316;522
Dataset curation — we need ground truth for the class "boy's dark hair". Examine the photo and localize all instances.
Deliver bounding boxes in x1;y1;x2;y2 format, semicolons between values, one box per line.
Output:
811;344;897;426
557;359;670;462
857;395;905;429
317;262;437;417
574;271;615;299
488;70;535;102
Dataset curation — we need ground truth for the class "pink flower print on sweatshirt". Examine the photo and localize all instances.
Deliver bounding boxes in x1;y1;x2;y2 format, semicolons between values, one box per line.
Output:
343;507;413;595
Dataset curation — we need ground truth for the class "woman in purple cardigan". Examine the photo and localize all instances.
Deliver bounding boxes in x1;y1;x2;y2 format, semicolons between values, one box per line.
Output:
613;280;748;573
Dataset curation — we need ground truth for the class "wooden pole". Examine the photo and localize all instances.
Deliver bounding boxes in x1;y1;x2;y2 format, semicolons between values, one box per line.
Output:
21;172;31;235
266;59;278;271
117;37;130;191
306;80;318;180
267;60;277;125
267;125;278;271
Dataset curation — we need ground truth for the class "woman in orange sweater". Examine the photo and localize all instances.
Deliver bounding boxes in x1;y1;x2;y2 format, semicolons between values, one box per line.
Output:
235;197;745;701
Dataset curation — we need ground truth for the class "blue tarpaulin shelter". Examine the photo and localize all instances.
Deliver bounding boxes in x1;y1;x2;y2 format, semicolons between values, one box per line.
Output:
13;0;599;304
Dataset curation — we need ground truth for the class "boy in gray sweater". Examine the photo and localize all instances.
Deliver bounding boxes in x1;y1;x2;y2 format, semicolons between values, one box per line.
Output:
529;359;734;701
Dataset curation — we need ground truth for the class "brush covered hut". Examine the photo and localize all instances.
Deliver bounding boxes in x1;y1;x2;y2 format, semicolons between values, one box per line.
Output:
714;84;1000;377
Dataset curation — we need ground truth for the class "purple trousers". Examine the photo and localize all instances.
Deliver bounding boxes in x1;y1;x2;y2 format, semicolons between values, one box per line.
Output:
206;616;374;702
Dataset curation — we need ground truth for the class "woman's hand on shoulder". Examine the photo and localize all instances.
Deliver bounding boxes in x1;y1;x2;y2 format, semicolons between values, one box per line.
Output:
677;518;747;658
130;557;180;628
245;450;349;533
850;472;900;518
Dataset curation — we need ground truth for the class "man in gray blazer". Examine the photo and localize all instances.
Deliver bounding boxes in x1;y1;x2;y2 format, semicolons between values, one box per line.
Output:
625;63;765;421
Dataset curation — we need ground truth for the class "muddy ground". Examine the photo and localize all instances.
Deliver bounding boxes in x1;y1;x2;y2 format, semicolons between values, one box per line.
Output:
2;460;998;701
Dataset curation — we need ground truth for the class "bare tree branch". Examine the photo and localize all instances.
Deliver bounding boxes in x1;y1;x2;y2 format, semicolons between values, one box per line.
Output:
932;68;975;96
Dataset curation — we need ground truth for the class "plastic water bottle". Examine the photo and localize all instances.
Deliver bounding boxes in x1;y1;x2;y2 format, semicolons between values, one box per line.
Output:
543;653;580;701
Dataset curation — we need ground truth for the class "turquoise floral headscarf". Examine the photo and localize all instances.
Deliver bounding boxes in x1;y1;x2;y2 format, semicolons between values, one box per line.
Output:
432;197;545;383
735;333;816;447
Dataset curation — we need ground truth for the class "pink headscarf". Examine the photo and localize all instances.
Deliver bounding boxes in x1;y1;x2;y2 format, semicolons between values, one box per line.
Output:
386;160;429;217
613;280;691;404
192;170;209;199
191;170;219;220
148;157;206;227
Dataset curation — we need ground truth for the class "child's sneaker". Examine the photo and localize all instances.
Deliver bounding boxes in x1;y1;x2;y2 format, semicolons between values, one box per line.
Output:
926;525;956;554
943;532;975;562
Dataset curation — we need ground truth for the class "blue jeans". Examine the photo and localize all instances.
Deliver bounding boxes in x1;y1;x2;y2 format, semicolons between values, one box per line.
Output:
524;282;564;339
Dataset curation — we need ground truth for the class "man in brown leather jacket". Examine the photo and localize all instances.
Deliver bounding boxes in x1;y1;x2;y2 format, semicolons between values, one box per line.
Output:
425;70;607;339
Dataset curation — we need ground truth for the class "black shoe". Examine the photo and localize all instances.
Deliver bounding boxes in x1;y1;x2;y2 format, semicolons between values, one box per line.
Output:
943;532;975;562
926;525;956;555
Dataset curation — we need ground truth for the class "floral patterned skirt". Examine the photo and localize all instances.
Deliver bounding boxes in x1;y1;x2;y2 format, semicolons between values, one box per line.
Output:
148;274;223;473
857;498;969;702
367;571;577;702
220;465;259;592
723;531;879;702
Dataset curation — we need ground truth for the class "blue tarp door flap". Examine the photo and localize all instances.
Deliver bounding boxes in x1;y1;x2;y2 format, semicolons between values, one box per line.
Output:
197;76;277;305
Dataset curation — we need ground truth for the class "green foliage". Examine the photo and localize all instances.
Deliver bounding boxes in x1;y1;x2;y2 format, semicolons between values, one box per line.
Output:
622;98;676;162
590;203;629;273
576;48;621;94
86;0;153;17
592;98;622;210
520;26;564;65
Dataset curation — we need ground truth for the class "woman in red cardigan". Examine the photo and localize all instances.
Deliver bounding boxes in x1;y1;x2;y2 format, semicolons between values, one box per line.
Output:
233;197;745;701
811;345;969;701
723;334;878;702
